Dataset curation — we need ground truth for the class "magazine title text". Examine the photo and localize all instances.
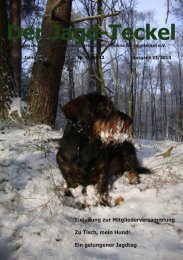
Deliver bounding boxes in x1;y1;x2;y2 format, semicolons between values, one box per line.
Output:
8;23;175;43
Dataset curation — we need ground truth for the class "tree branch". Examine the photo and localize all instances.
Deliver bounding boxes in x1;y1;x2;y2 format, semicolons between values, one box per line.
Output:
165;0;170;24
51;1;121;26
156;146;175;158
71;12;121;24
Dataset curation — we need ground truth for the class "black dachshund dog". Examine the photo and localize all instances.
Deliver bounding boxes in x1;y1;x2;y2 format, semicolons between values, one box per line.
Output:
56;92;151;204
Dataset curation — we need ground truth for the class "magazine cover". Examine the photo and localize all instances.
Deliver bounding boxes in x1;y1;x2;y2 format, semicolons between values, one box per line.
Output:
0;0;183;259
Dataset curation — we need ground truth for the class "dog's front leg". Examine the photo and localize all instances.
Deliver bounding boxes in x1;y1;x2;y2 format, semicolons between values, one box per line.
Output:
95;152;110;206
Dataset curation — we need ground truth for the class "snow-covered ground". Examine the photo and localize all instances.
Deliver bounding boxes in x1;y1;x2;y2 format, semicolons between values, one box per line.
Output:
0;125;182;260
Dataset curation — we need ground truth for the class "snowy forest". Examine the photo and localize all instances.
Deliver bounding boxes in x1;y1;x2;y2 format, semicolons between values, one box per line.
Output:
0;0;182;141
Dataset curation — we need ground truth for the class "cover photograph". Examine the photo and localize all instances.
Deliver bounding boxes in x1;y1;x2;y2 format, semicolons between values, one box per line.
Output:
0;0;182;259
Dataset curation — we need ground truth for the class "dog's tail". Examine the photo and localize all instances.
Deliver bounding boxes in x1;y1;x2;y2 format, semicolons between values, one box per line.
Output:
136;167;152;174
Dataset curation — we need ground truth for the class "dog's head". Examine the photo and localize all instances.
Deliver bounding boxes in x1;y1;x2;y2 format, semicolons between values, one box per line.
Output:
86;92;115;120
62;92;115;124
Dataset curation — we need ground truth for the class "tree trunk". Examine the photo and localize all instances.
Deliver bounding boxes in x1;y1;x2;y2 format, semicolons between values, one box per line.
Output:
96;0;104;93
68;65;75;100
10;0;21;97
177;56;183;137
159;57;167;139
0;0;17;118
137;62;145;138
88;2;96;92
149;67;156;140
29;0;72;126
127;38;136;137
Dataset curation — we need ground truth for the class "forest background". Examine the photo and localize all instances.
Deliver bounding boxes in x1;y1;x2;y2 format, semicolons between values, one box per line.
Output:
0;0;182;141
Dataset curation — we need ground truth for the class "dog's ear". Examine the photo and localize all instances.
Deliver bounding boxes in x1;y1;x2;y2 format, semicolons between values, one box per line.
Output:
63;95;91;122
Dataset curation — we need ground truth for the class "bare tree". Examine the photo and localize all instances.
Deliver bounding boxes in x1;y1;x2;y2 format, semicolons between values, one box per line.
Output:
29;0;73;125
0;0;17;118
159;48;167;138
10;0;22;97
